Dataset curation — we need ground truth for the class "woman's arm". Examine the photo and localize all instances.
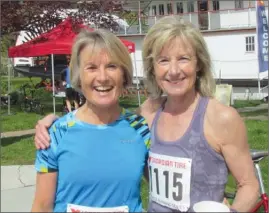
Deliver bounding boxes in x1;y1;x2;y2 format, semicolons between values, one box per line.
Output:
221;109;259;211
31;172;57;212
206;102;259;212
34;114;59;149
33;118;62;212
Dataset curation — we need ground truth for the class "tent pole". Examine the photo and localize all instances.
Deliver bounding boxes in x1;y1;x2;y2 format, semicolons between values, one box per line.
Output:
3;61;15;116
51;54;56;114
133;53;141;106
7;63;11;115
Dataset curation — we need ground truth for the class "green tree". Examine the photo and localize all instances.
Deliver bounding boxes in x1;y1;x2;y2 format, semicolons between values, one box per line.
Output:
1;34;17;57
1;0;124;37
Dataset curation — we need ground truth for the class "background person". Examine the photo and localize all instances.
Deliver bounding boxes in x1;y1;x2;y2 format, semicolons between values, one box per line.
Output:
61;63;79;112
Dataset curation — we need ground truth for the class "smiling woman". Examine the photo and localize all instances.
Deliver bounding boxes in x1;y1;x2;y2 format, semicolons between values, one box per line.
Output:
31;29;151;212
139;16;259;212
142;17;215;99
70;29;133;96
69;29;133;121
153;37;199;98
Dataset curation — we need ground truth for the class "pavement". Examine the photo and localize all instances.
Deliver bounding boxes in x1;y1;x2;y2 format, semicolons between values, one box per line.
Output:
1;129;35;139
1;165;36;212
237;103;268;113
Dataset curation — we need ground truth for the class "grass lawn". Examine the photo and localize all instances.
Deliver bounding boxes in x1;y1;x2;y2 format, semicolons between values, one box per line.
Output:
232;100;263;109
1;136;36;165
1;103;63;132
1;94;268;210
1;76;41;93
1;109;45;132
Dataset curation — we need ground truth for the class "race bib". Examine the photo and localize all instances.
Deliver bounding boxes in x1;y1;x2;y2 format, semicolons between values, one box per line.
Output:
148;152;192;212
67;204;129;212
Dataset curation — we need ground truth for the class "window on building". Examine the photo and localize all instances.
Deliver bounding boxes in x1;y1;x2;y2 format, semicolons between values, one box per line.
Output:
213;0;220;11
159;4;164;15
245;36;255;52
167;3;173;14
152;5;157;16
235;0;243;9
177;2;184;14
187;1;194;13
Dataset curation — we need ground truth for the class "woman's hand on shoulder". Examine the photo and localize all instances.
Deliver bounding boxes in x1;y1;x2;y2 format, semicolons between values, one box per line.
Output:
34;114;59;150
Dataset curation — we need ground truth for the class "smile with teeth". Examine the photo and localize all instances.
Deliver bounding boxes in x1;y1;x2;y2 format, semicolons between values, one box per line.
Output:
94;86;113;92
166;78;185;84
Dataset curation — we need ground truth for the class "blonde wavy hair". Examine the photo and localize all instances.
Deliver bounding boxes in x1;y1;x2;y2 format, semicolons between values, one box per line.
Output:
69;29;133;91
142;16;216;98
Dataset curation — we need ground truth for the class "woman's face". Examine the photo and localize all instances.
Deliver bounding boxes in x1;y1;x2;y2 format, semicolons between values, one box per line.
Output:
79;45;124;109
154;37;199;98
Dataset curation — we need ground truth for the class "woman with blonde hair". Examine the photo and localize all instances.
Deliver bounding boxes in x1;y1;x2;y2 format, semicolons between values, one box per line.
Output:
34;17;259;212
139;16;259;212
31;29;150;212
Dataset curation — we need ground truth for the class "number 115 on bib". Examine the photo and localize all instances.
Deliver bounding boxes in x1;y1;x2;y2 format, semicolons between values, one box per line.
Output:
148;152;192;211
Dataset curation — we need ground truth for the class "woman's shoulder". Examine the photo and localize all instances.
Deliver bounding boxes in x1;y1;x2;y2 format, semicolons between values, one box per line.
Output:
49;111;77;133
137;96;165;126
123;109;151;149
207;98;243;127
123;109;149;126
142;96;165;111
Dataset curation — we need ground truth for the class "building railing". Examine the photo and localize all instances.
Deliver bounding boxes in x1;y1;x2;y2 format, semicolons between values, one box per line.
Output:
115;6;268;35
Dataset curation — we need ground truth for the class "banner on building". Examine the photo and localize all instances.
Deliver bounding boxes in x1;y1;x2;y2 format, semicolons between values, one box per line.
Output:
256;0;268;73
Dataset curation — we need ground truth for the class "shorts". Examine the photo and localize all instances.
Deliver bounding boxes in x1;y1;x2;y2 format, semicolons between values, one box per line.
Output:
65;88;78;101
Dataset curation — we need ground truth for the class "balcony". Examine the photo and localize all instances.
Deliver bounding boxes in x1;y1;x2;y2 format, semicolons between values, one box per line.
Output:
115;6;268;35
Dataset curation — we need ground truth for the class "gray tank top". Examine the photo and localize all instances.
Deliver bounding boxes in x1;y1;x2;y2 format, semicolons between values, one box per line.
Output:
148;96;228;212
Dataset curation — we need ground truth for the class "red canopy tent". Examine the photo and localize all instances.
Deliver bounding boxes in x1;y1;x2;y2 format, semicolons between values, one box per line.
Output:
8;18;135;57
8;18;139;114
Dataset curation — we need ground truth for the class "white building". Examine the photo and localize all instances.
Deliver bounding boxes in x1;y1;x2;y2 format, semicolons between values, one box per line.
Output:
117;0;268;100
13;1;268;99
